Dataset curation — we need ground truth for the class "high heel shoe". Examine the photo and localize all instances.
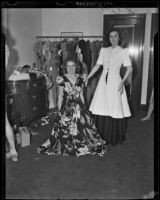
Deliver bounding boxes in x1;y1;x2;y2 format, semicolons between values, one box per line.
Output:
6;152;18;162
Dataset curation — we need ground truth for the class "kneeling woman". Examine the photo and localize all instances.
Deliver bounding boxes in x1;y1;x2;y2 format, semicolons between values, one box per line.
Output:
37;58;108;157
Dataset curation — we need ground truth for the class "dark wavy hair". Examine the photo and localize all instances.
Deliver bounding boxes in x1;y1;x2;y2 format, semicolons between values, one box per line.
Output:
105;28;123;46
61;57;82;74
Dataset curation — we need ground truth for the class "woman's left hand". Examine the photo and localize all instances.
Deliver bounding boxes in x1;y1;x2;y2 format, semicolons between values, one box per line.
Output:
118;81;124;95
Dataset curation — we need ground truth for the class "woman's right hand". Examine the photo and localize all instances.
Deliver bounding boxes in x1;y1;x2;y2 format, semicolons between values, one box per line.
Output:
85;76;89;86
82;74;88;86
86;74;92;85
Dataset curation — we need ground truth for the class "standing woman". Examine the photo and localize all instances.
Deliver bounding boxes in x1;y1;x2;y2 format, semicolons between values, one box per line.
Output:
87;28;132;146
2;33;18;161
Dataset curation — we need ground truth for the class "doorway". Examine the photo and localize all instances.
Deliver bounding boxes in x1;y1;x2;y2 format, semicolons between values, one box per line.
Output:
147;14;158;103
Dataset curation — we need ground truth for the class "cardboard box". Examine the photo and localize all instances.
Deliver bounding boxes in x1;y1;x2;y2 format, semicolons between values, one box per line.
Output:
18;127;30;147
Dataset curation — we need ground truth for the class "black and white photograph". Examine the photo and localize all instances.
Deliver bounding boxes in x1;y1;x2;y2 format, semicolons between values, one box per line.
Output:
1;1;159;199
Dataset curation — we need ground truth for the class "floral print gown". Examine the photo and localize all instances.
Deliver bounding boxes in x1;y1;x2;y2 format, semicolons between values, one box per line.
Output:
37;75;108;156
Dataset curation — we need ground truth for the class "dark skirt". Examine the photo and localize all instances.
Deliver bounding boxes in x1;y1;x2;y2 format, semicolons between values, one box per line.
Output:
94;115;129;146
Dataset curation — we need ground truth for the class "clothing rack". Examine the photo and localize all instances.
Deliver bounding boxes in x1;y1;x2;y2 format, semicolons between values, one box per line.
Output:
36;35;104;39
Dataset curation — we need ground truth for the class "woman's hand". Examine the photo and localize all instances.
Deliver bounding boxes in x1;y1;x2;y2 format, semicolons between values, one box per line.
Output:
118;81;124;95
85;78;88;86
85;64;100;86
82;74;88;86
84;77;89;87
56;75;64;84
86;74;92;86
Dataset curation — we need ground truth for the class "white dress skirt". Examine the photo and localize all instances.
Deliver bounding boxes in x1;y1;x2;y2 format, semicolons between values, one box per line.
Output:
89;46;132;145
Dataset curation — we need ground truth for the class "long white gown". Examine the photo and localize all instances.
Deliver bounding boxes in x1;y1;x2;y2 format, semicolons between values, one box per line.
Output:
89;46;131;119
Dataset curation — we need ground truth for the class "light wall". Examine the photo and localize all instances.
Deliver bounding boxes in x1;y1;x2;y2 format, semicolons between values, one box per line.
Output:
2;8;158;105
2;8;103;71
3;8;157;69
42;8;103;36
2;8;42;72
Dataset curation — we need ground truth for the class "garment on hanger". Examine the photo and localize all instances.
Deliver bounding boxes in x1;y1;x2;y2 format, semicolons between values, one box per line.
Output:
86;40;92;73
34;41;45;69
66;40;77;59
61;42;68;61
86;41;103;107
43;40;51;65
46;41;61;108
78;39;88;66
